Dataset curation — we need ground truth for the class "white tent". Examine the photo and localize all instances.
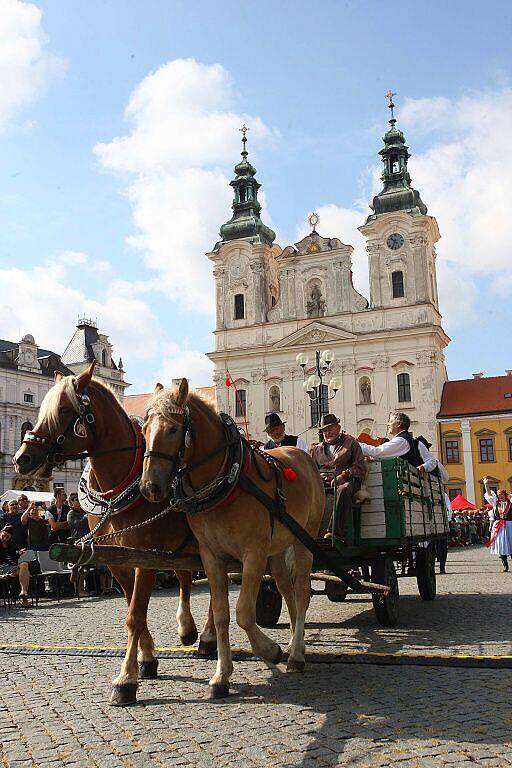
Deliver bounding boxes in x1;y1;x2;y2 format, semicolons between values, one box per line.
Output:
0;490;54;504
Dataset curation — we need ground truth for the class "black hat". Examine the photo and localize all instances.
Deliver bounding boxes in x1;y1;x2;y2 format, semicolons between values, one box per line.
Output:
318;414;341;431
264;413;286;431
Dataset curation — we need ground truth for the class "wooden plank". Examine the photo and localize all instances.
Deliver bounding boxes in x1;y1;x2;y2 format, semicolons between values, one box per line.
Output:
361;525;387;538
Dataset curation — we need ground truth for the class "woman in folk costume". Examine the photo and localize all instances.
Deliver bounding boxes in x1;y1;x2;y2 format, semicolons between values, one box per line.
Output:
483;476;512;572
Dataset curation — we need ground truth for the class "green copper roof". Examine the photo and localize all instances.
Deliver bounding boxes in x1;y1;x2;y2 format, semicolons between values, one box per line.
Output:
368;96;427;218
220;130;276;246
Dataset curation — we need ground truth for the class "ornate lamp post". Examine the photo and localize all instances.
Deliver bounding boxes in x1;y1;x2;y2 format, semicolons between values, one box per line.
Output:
296;350;342;428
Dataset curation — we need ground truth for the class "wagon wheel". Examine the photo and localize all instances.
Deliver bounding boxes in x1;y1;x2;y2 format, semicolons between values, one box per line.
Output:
256;581;283;627
325;580;348;602
371;555;399;627
415;545;437;600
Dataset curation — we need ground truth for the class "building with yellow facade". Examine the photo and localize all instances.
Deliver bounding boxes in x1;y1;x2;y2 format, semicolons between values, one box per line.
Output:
437;373;512;505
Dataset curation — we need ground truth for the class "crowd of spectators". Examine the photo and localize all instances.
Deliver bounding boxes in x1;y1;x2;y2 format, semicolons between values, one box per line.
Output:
448;509;491;547
0;489;113;606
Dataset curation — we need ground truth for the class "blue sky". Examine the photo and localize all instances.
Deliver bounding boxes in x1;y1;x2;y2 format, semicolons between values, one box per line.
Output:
1;0;511;391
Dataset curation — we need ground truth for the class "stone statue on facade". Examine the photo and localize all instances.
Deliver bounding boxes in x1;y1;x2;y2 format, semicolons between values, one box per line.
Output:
360;377;372;404
306;284;326;318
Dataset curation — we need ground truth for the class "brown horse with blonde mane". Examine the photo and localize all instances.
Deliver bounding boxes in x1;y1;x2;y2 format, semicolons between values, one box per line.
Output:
13;363;215;706
140;378;325;698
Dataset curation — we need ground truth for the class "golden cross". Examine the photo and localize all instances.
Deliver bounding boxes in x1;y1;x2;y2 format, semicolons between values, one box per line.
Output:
385;90;397;120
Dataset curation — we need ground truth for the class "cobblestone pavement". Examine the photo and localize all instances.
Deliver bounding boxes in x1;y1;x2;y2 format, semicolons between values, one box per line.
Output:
1;545;511;767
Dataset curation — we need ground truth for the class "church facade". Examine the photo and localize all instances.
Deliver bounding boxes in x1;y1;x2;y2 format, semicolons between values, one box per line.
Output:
207;104;449;451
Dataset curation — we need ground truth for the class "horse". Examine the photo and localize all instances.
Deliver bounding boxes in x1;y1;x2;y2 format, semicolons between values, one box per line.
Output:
13;362;216;706
139;378;325;698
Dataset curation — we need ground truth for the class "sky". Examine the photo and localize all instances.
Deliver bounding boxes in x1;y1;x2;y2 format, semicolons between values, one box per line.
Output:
0;0;511;393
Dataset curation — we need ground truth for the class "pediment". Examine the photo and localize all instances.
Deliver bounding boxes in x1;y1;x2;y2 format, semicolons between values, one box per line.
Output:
273;322;357;349
280;231;346;258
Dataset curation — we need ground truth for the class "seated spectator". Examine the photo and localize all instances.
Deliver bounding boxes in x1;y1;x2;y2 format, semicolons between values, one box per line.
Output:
1;501;9;514
0;525;30;607
18;494;30;515
0;499;28;550
47;489;70;545
21;502;49;550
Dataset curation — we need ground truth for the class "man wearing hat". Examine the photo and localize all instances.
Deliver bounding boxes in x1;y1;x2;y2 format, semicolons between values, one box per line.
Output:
263;413;308;452
310;414;366;541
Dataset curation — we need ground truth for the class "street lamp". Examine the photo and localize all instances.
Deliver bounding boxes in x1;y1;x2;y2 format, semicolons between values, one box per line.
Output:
296;349;342;428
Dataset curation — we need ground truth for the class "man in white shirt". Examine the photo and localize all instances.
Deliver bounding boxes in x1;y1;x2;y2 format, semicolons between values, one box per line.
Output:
359;412;448;479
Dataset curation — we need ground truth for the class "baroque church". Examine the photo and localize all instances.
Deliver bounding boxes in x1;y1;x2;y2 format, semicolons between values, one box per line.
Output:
207;99;449;450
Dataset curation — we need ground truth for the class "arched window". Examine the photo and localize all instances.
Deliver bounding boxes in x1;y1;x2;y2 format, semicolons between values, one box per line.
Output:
268;386;281;413
21;421;33;442
397;373;411;403
310;385;329;427
392;271;404;298
101;350;107;366
235;388;247;418
359;377;372;404
234;294;245;320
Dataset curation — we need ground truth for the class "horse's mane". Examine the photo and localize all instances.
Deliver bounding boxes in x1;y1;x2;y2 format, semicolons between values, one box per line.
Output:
37;374;120;432
149;386;217;422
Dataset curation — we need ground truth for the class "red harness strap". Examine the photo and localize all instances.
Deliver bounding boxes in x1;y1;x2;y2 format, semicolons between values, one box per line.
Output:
94;420;144;501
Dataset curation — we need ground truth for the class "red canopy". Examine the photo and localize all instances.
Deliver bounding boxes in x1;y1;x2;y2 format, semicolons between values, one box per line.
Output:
450;493;478;511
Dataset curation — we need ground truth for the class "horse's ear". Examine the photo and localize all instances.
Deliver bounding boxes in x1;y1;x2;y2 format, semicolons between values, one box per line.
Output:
176;378;189;406
76;361;96;392
54;370;63;383
154;382;164;393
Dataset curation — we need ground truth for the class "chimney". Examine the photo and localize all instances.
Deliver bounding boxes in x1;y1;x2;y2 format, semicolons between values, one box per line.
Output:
472;373;484;379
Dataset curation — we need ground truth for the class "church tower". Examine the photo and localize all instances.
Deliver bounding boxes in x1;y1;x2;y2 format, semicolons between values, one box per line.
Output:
208;126;280;332
359;93;440;311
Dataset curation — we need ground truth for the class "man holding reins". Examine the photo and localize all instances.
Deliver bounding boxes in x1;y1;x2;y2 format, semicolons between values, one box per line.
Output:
310;413;366;542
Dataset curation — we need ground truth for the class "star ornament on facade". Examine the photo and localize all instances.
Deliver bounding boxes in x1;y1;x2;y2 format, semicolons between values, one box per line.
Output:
308;212;320;232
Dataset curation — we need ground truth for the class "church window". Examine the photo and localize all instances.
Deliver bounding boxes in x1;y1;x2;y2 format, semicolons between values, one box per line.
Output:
271;296;276;307
269;386;281;413
444;439;460;464
392;271;404;298
234;294;245;320
310;384;329;427
390;154;399;173
101;350;107;366
239;186;247;203
359;377;372;404
479;438;495;463
397;373;411;403
21;421;33;442
235;389;247;418
23;393;34;403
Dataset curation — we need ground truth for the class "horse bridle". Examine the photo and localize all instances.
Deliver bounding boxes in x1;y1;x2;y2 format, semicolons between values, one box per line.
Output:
20;385;97;467
142;405;192;480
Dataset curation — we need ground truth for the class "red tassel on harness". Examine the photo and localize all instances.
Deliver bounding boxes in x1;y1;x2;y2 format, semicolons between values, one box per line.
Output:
225;377;231;387
282;467;297;482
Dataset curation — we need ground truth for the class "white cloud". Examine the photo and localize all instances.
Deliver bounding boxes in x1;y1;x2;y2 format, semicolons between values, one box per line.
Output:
155;344;214;389
0;0;65;132
94;58;275;314
0;256;161;363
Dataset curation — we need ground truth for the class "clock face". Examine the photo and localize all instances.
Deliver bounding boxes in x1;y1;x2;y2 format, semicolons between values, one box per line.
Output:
387;233;404;251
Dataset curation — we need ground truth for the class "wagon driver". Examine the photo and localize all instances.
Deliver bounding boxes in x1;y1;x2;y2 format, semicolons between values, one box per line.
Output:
263;413;309;452
483;476;512;572
310;413;366;542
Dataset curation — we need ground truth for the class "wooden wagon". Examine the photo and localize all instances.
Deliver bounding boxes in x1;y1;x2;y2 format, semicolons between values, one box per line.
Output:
255;457;449;628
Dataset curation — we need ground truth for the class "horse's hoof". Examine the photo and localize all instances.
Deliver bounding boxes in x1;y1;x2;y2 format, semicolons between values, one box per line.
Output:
197;639;217;658
272;646;283;665
286;658;305;673
139;659;159;679
209;683;229;700
109;683;138;706
180;627;198;647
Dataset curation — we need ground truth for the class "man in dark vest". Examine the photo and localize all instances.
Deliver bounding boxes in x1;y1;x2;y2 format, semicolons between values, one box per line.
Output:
263;413;308;452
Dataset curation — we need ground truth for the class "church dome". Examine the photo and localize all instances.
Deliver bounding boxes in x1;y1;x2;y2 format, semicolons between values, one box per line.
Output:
21;334;35;344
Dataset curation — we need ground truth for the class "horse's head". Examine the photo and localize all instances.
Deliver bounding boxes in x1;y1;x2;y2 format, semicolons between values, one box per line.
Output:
13;362;98;479
140;378;191;503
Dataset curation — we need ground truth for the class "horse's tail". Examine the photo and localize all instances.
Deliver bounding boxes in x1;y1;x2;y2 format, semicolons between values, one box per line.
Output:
284;544;296;583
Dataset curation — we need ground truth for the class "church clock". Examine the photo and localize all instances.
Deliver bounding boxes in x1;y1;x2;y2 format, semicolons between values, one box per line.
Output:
386;233;404;251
